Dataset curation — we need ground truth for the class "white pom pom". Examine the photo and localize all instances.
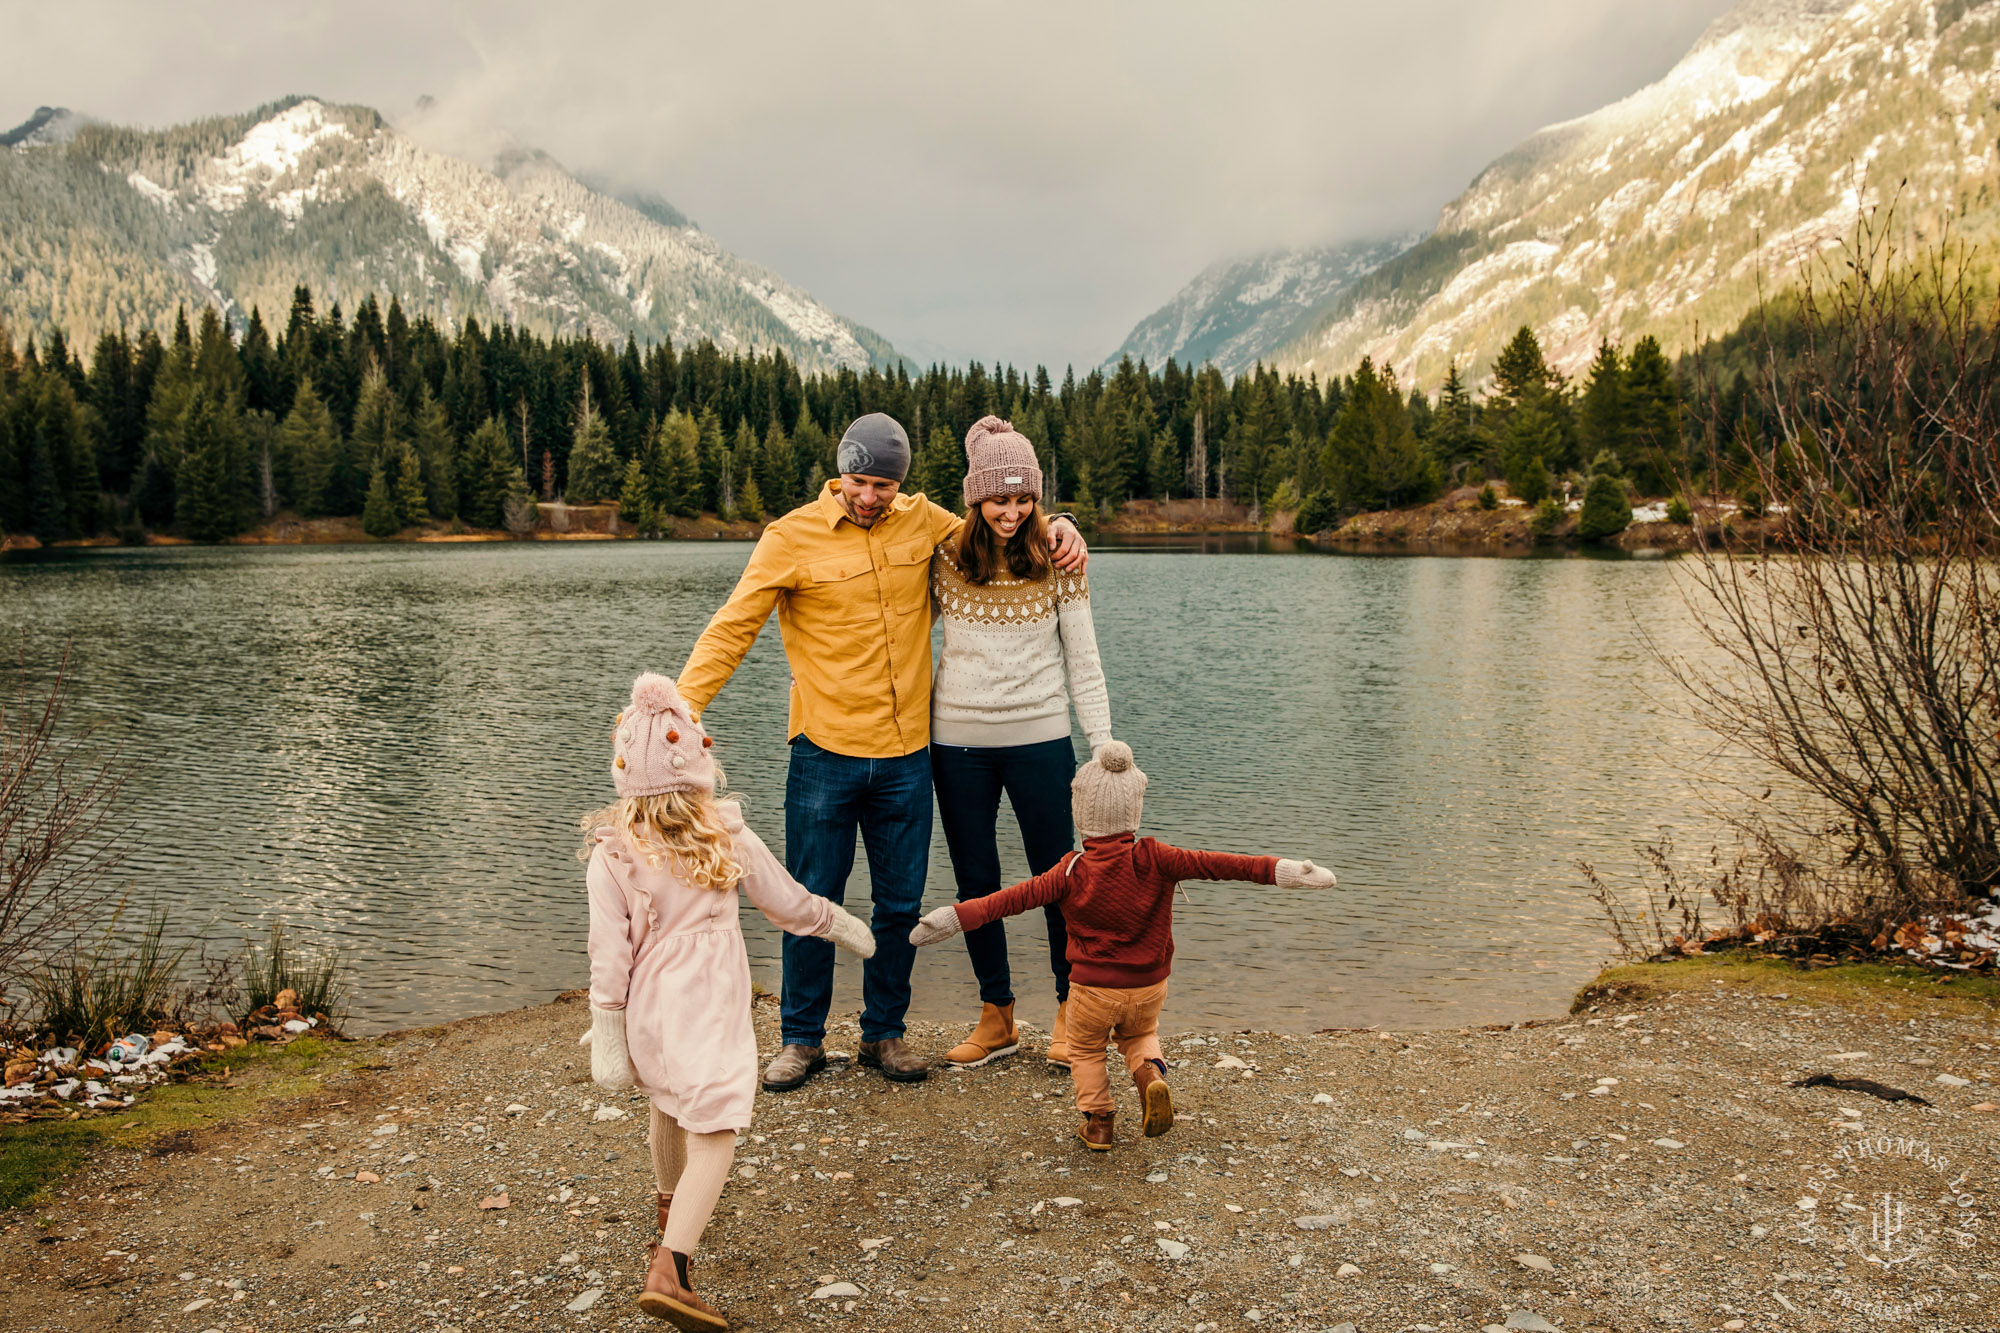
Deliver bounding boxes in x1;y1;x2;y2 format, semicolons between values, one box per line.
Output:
1097;740;1133;773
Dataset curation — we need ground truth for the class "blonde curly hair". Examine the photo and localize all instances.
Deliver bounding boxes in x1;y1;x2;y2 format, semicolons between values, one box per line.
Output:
578;771;744;893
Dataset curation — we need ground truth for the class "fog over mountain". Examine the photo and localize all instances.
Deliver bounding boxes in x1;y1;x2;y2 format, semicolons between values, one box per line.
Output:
2;0;1746;371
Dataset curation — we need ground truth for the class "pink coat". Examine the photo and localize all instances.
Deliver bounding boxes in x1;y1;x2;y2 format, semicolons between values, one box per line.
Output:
586;800;834;1133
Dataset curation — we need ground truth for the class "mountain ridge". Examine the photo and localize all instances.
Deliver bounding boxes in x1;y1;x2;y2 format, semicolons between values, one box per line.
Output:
1272;0;1999;387
0;96;898;371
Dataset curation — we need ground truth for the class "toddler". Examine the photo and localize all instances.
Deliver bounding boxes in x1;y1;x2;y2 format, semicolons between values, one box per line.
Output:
910;740;1334;1149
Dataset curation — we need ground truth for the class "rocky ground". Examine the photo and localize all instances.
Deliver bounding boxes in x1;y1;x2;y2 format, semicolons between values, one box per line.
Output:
1;962;1994;1333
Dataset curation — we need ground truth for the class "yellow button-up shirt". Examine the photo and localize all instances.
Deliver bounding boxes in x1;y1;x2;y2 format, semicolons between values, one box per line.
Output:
677;481;966;759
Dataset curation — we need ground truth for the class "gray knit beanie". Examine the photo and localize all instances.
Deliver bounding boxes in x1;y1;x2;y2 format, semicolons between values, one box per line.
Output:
1072;739;1146;838
961;415;1043;507
837;413;911;483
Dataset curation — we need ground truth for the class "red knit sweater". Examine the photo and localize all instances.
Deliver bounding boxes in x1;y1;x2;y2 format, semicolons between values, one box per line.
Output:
954;833;1277;988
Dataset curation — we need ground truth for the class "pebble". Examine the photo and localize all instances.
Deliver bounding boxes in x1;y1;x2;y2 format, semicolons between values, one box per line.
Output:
1052;1196;1082;1207
354;1171;380;1184
1652;1138;1686;1150
1335;1263;1361;1277
557;1251;580;1265
811;1282;862;1299
1331;1325;1359;1333
592;1104;627;1121
182;1298;213;1313
563;1288;603;1312
1831;1051;1869;1061
1294;1215;1342;1230
1513;1252;1553;1271
1311;1093;1334;1105
1402;1128;1428;1141
1145;1171;1169;1183
370;1123;397;1136
477;1194;509;1210
504;1102;528;1114
1428;1262;1453;1273
1935;1073;1971;1088
1156;1239;1191;1260
1973;1101;1998;1112
1723;1322;1747;1330
1214;1054;1249;1070
1505;1314;1558;1332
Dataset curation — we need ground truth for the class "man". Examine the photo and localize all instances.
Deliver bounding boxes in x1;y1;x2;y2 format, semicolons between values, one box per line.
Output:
677;412;1086;1090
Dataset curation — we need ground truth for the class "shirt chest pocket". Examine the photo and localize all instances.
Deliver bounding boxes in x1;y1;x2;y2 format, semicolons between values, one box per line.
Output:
804;555;877;625
882;540;932;613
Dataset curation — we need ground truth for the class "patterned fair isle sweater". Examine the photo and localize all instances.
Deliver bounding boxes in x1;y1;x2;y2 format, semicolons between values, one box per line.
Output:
929;544;1113;750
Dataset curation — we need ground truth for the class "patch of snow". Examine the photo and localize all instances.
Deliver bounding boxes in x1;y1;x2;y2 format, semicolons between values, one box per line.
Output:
126;171;178;210
201;99;350;212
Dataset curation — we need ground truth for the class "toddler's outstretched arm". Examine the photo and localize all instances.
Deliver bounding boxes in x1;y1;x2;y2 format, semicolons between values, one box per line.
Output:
910;857;1072;947
1148;843;1336;889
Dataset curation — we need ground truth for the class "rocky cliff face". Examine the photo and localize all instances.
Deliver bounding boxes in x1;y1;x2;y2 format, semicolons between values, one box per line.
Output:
1275;0;1998;387
0;98;898;370
1103;234;1419;378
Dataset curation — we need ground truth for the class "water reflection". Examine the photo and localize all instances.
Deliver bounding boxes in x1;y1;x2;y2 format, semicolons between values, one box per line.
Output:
1;542;1752;1033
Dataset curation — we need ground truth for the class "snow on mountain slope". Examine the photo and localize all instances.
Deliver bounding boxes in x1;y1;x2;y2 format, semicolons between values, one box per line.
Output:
1275;0;2000;387
1104;234;1419;377
0;97;896;370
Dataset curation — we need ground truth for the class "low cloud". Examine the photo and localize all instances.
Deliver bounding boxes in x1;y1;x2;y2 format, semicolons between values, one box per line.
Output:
4;0;1739;368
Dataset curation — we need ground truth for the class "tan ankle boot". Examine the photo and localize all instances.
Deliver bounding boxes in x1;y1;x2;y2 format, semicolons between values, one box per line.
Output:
639;1242;728;1330
1134;1059;1175;1138
1046;999;1071;1068
945;1001;1018;1067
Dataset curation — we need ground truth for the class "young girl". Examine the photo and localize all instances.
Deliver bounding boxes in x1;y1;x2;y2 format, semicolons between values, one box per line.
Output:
929;414;1113;1071
910;741;1335;1151
583;672;874;1330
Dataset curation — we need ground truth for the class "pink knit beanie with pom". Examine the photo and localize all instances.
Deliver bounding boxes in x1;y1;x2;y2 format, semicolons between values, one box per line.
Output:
962;415;1043;507
611;673;716;797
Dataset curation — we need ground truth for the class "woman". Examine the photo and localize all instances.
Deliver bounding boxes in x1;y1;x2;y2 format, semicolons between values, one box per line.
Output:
929;415;1113;1069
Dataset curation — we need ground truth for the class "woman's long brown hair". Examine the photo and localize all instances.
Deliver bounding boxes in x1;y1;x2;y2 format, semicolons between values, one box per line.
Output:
957;501;1053;584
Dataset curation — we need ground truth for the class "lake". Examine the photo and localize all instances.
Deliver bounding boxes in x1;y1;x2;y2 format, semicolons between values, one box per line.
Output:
0;539;1754;1035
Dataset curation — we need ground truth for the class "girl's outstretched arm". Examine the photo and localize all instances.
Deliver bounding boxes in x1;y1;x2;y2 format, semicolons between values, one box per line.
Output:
728;806;876;957
1145;842;1335;889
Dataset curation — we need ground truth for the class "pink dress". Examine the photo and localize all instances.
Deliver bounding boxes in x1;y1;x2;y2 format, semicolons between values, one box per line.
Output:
586;800;835;1133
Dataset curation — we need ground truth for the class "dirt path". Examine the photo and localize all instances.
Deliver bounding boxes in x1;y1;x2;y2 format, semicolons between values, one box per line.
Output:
2;963;1994;1332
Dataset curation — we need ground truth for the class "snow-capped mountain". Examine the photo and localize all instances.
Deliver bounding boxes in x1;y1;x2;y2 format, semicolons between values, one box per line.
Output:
1275;0;1999;388
0;97;898;370
1104;234;1419;377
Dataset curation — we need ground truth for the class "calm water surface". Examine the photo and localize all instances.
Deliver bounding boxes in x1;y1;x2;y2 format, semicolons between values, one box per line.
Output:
0;540;1750;1034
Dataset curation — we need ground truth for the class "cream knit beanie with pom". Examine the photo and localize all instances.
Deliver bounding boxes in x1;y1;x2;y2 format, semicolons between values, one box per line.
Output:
1072;739;1146;838
612;672;716;797
962;415;1043;507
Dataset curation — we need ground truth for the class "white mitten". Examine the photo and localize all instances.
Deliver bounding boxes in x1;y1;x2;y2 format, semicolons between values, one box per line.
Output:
908;903;965;947
588;1005;636;1091
1275;858;1336;889
820;905;877;959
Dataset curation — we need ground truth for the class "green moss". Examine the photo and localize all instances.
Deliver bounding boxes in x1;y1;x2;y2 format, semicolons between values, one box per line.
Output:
0;1033;381;1211
1576;953;2000;1019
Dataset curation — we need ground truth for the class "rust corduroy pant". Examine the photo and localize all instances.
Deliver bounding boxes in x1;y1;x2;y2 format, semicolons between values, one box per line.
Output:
1063;980;1168;1114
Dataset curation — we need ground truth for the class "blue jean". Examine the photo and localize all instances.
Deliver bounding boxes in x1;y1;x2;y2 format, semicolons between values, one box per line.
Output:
930;736;1076;1008
780;735;934;1047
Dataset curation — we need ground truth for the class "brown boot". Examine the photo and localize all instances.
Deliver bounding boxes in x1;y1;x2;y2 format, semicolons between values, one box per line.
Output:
1046;999;1071;1068
1076;1109;1115;1151
1134;1059;1175;1138
945;1001;1018;1068
857;1036;928;1083
639;1243;729;1330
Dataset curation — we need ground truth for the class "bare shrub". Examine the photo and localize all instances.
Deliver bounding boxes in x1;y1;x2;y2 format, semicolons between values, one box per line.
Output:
0;636;131;1019
1645;224;2000;944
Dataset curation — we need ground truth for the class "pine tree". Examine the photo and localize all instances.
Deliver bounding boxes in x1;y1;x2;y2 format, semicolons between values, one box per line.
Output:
1491;326;1556;408
658;411;700;517
392;442;429;528
278;376;338;516
462;418;518;529
911;427;959;510
734;471;765;524
728;421;759;517
1579;340;1630;466
1622;335;1679;494
566;404;620;504
1430;361;1479;474
1502;394;1563;498
695;407;725;514
1322;358;1435;512
759;419;797;514
412;386;457;518
362;462;401;537
176;390;241;542
620;456;661;535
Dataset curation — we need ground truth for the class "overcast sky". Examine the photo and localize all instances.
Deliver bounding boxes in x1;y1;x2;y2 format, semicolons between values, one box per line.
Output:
6;0;1742;369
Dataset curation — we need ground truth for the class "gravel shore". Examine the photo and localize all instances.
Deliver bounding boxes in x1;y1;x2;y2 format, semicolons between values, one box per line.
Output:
3;969;1995;1332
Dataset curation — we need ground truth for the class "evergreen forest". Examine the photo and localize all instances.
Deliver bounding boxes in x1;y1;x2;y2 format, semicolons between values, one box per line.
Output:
0;286;1719;546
